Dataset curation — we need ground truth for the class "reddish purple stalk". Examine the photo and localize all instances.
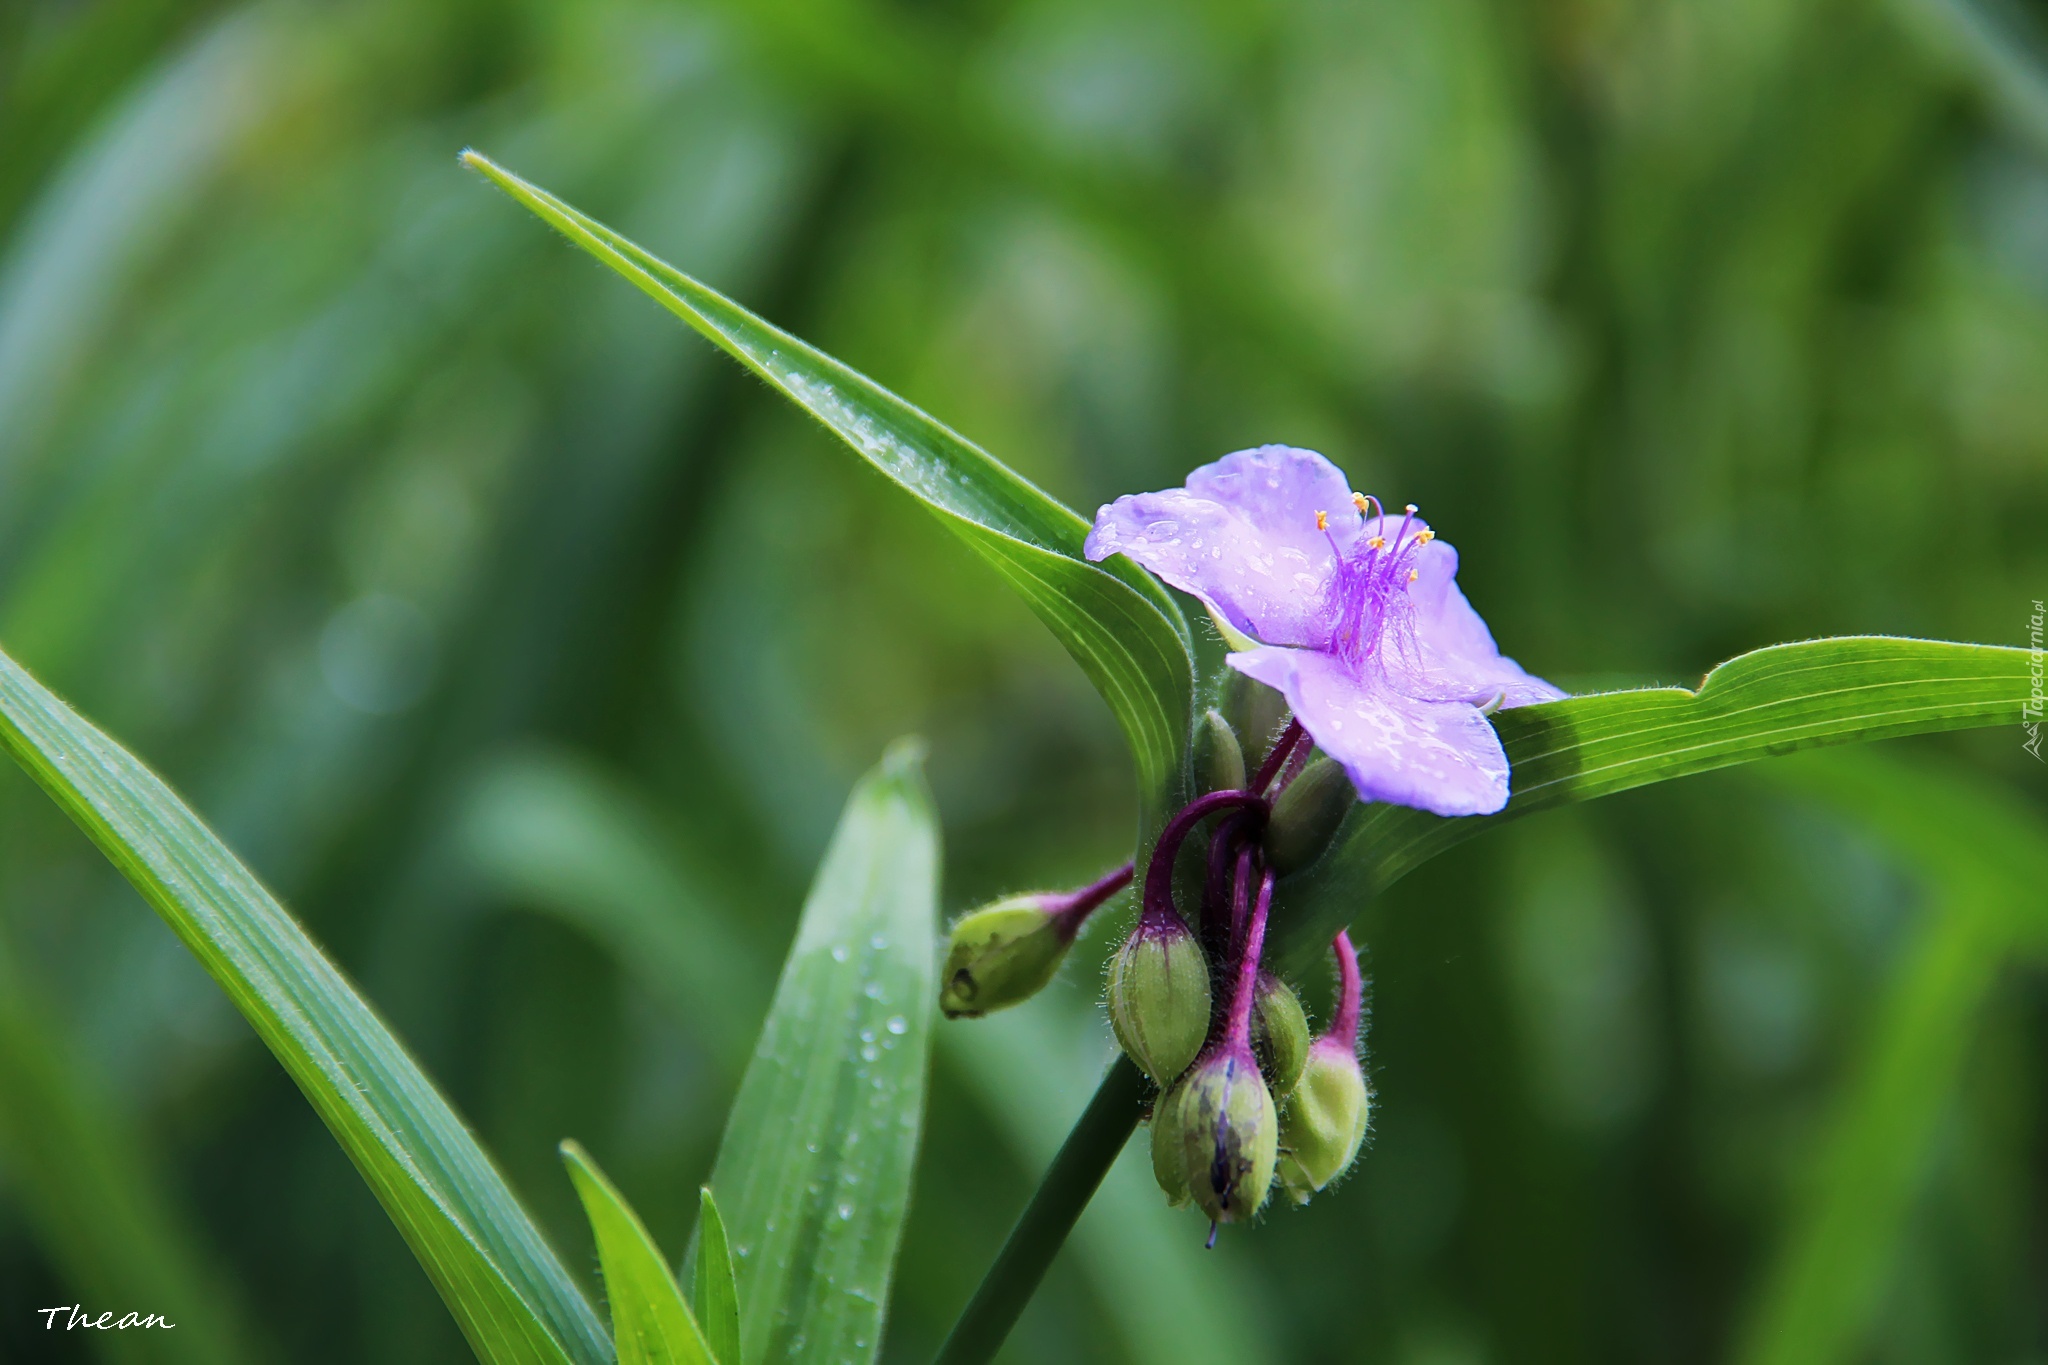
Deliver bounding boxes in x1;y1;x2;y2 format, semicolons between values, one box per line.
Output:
1321;929;1363;1049
1249;718;1306;794
1046;862;1134;942
1141;789;1264;928
1225;868;1276;1051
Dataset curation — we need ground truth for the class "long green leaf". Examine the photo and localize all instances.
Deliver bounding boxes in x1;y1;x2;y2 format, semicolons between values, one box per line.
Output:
562;1141;717;1365
1273;636;2027;969
693;1188;742;1365
459;151;1194;829
1735;750;2048;1365
0;644;608;1365
699;739;938;1365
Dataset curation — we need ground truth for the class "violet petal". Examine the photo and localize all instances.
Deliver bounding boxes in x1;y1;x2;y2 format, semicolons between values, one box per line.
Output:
1083;445;1360;647
1228;645;1514;817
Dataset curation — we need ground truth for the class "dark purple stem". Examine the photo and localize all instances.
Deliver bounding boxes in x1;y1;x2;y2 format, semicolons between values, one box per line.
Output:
1224;869;1275;1051
1326;929;1362;1044
1048;862;1134;942
1249;718;1306;794
1276;739;1314;793
1229;844;1253;963
1142;790;1265;927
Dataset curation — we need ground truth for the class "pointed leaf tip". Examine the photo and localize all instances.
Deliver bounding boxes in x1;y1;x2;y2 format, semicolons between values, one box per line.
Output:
561;1141;716;1365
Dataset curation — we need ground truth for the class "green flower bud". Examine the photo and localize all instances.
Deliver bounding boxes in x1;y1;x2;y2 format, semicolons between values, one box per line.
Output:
940;897;1071;1019
1250;974;1310;1098
1175;1044;1278;1224
1109;916;1212;1085
1276;1039;1370;1203
1222;667;1291;768
1193;708;1247;794
1149;1080;1191;1206
1262;755;1355;875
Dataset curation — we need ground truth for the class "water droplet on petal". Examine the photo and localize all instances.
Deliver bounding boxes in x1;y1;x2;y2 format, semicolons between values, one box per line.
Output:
886;1016;908;1035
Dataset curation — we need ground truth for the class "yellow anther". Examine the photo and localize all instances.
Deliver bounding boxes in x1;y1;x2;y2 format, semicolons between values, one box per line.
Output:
1367;536;1385;550
1407;569;1419;582
1315;510;1328;531
1351;493;1369;513
1414;529;1435;545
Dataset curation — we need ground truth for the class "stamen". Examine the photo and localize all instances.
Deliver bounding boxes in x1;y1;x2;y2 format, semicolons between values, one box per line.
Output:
1315;510;1328;532
1414;529;1434;545
1350;492;1369;513
1407;569;1418;582
1366;536;1385;551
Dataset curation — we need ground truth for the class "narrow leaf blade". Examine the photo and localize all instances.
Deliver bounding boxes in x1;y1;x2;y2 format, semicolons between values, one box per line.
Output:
0;645;607;1365
1274;636;2029;968
704;739;940;1365
561;1142;716;1365
693;1188;742;1365
460;151;1193;822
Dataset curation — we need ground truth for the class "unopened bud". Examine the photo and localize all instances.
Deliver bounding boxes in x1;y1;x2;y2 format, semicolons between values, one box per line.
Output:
1109;915;1212;1085
1276;1038;1370;1203
940;897;1070;1019
1222;667;1291;767
1149;1080;1191;1206
1174;1043;1278;1224
1193;709;1246;794
1250;974;1310;1098
1262;755;1354;875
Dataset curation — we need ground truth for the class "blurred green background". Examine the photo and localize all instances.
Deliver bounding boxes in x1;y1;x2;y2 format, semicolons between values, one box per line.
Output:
2;0;2047;1361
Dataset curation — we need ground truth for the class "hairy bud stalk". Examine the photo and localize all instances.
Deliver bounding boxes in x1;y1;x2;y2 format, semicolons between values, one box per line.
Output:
1110;790;1262;1084
1159;860;1280;1230
941;864;1132;1019
1277;931;1371;1202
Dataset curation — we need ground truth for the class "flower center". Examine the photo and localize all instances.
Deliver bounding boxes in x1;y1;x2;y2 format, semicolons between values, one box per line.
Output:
1315;496;1434;670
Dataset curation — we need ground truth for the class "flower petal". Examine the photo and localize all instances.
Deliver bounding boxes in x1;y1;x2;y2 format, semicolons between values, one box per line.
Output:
1229;645;1513;817
1084;446;1361;647
1385;536;1564;709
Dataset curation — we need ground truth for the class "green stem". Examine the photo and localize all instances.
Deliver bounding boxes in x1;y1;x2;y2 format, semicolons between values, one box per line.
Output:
933;1056;1150;1365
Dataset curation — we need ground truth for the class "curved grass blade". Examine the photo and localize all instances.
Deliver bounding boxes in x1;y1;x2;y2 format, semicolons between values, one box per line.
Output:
693;1188;742;1365
1735;750;2048;1365
0;644;608;1365
1273;636;2028;968
459;151;1194;826
561;1141;717;1365
700;739;938;1365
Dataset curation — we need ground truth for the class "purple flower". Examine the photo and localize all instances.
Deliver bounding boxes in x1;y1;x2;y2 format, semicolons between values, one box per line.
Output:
1084;445;1562;817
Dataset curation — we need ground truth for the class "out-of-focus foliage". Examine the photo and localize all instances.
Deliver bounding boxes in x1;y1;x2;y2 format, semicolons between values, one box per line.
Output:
0;0;2044;1362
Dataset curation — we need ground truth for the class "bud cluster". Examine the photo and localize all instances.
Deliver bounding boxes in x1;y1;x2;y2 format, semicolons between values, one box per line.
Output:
938;706;1371;1242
